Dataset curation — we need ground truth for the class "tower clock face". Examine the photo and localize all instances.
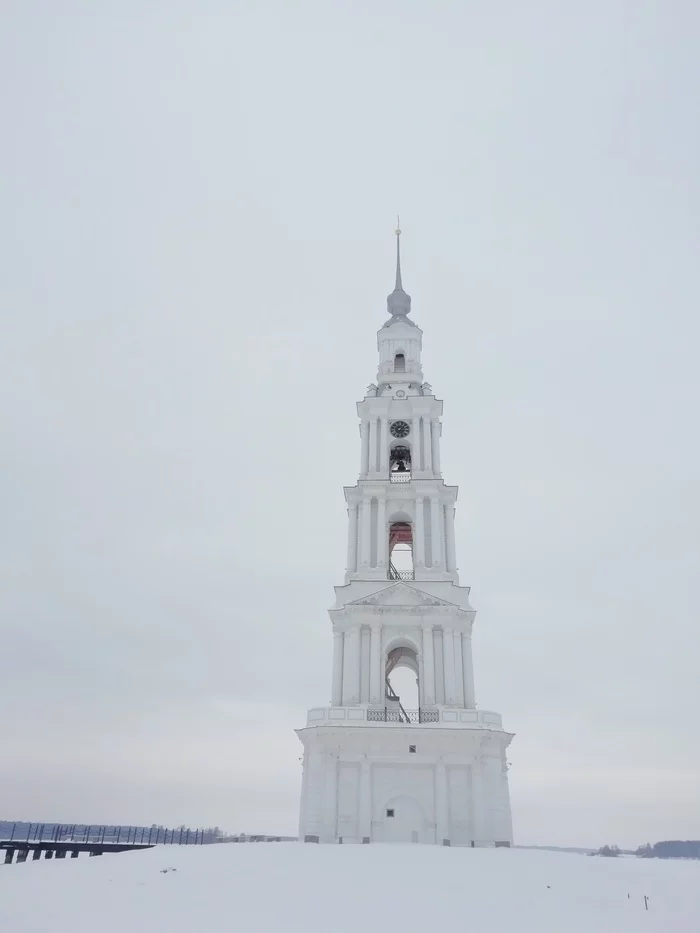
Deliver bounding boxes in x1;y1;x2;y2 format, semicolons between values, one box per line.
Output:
390;420;411;438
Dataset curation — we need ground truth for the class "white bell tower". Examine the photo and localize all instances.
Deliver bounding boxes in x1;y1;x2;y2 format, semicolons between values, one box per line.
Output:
296;227;514;847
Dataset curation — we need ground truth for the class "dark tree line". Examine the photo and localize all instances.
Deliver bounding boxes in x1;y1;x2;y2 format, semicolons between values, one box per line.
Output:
596;844;621;857
593;840;700;859
635;840;700;859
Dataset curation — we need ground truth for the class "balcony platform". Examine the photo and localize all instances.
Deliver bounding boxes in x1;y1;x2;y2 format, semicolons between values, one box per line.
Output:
304;706;504;730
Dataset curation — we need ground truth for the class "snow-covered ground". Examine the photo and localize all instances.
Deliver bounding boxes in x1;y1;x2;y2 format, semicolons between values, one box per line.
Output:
1;842;698;932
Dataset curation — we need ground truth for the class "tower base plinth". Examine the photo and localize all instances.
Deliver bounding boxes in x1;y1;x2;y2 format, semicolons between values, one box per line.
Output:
297;717;513;847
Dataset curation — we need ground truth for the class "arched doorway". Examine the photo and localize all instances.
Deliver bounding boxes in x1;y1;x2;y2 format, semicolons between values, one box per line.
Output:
376;795;433;844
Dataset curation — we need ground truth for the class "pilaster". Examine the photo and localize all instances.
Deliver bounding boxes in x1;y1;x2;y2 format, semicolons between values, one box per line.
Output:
346;503;358;574
430;494;442;569
360;626;370;703
442;626;456;705
342;628;361;704
453;630;465;706
331;631;344;706
369;625;382;704
322;755;338;843
360;498;371;568
376;495;387;570
422;417;433;473
436;761;449;844
422;624;435;706
444;505;457;573
369;418;378;474
359;758;371;841
462;634;475;708
360;421;369;475
414;496;425;567
379;418;389;473
431;418;441;474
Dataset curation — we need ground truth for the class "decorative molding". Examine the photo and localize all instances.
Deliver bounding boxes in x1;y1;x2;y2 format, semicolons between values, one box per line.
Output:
346;582;460;610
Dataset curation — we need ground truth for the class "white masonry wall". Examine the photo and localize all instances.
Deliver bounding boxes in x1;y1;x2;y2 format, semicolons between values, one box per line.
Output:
297;725;513;847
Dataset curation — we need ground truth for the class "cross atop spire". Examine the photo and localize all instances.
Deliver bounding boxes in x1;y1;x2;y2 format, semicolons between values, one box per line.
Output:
386;218;412;319
395;216;403;290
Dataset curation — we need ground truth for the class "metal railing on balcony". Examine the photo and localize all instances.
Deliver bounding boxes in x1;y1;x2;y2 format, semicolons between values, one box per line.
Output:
388;563;414;581
390;471;411;483
367;709;440;724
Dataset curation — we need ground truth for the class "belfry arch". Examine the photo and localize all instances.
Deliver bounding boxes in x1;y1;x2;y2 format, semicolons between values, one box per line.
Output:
388;518;413;580
389;443;411;479
385;643;419;722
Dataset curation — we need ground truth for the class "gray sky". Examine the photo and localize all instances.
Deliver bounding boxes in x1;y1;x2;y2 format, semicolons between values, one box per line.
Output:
2;1;699;848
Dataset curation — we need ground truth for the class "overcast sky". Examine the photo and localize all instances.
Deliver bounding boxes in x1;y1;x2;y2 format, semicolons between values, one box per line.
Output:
2;1;699;848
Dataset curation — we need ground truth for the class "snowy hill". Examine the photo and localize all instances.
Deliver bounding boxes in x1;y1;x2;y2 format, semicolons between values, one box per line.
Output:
1;842;698;932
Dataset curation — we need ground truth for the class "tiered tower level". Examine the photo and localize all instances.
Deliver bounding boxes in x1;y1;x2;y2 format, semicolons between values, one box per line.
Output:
297;230;514;846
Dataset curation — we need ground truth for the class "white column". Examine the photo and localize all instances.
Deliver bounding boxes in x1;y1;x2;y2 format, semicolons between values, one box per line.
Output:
379;418;389;473
343;627;361;704
298;755;310;839
359;759;371;841
350;627;361;704
369;625;381;704
360;421;369;475
323;756;338;843
431;419;441;474
436;761;449;844
360;497;371;567
376;496;387;571
422;417;433;473
370;625;382;705
331;630;344;706
360;626;371;703
346;503;358;573
471;765;486;845
499;758;514;845
453;630;464;707
418;648;425;708
462;634;475;708
430;495;442;568
434;630;445;704
422;625;435;706
442;627;456;705
368;418;378;474
414;496;425;568
445;505;457;573
302;751;325;837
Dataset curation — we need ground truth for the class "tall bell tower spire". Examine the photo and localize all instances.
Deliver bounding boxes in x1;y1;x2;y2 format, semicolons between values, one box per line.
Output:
395;218;403;287
386;217;412;320
296;228;514;848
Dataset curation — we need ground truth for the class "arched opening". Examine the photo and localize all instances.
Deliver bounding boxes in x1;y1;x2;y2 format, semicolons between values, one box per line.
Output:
375;795;432;844
388;521;413;580
386;645;420;721
394;352;405;372
390;445;410;472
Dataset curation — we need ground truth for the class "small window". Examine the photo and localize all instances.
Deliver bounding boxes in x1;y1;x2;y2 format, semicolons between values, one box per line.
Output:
409;745;416;753
386;809;395;818
394;353;405;372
